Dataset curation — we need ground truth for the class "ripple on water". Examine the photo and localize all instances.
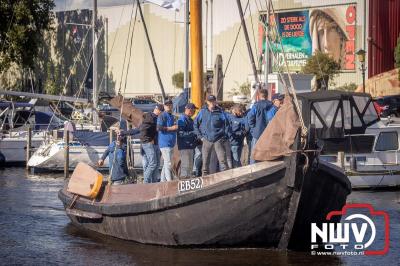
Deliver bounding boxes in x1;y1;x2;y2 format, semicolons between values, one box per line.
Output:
0;167;399;265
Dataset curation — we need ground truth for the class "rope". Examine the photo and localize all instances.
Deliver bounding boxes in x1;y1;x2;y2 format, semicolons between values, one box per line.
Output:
98;6;127;93
216;0;251;97
109;1;138;184
45;27;92;133
268;0;308;137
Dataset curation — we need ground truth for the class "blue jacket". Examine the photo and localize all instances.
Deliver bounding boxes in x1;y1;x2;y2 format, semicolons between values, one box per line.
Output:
267;105;278;120
157;111;176;148
194;106;231;143
177;114;197;150
247;99;273;139
228;113;246;146
101;141;128;182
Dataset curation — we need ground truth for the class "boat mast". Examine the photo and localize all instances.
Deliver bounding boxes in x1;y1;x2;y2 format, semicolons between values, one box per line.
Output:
92;0;99;126
190;0;204;108
137;0;166;102
184;0;189;90
236;0;259;86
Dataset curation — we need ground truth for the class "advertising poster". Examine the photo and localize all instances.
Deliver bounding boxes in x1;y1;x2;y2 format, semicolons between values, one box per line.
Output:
259;4;357;73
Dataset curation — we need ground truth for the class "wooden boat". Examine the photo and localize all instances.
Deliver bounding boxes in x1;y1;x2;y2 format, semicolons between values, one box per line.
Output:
58;91;378;250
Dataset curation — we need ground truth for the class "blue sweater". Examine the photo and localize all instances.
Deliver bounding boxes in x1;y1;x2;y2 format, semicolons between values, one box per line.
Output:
157;111;176;148
194;106;231;143
228;113;246;146
247;99;273;139
177;114;197;150
101;141;128;182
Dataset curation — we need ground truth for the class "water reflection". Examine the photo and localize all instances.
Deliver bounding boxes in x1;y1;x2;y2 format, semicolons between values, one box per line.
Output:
0;167;398;265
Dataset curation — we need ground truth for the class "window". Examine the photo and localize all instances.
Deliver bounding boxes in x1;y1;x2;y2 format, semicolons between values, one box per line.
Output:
375;132;399;151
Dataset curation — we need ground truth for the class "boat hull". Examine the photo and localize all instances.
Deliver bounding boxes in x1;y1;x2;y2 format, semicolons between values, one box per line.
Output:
59;158;351;249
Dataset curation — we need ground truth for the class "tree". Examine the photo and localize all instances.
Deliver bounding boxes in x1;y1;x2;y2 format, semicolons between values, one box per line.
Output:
229;80;251;97
302;51;341;91
0;0;55;72
395;36;400;80
172;71;191;89
336;83;358;92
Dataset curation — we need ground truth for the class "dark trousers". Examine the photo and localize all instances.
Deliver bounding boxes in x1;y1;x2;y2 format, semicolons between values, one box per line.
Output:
202;138;229;176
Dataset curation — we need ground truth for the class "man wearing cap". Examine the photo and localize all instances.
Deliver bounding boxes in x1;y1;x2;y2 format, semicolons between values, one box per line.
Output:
177;103;198;178
157;100;178;182
98;136;129;185
248;88;274;164
228;104;246;168
267;93;284;120
194;95;231;175
140;104;163;183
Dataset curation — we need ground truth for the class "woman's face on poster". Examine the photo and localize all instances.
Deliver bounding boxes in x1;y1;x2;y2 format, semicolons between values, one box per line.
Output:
316;16;344;64
317;18;343;62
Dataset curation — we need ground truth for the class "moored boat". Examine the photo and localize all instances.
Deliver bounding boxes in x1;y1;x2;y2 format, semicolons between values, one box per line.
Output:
58;91;375;249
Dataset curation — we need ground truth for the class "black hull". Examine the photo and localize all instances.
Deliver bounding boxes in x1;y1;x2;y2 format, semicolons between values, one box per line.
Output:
58;156;351;249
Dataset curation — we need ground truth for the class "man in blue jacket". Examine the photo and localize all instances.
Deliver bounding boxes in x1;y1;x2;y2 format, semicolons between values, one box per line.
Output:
157;100;178;182
98;136;129;185
228;104;246;168
248;88;274;164
194;95;231;175
177;103;198;178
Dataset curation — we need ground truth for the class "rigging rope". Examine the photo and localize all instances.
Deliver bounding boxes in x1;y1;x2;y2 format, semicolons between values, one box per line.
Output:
216;0;251;97
109;1;139;184
268;0;308;137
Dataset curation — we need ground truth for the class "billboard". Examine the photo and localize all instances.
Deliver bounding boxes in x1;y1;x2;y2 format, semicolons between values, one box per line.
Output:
259;4;357;73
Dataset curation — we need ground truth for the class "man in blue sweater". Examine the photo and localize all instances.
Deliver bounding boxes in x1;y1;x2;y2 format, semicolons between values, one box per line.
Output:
194;95;231;176
177;103;198;178
98;136;129;185
228;104;246;168
157;100;178;182
247;88;274;164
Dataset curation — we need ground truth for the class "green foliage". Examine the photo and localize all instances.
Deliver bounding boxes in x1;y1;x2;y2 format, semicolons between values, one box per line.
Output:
229;80;251;97
0;0;55;72
395;37;400;80
172;71;191;89
336;83;358;92
302;51;341;90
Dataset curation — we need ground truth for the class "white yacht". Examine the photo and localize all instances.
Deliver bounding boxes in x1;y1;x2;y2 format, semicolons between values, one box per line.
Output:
322;119;400;189
27;133;142;171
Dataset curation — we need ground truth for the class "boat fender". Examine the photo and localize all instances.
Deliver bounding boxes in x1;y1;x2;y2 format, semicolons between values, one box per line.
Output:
67;162;103;199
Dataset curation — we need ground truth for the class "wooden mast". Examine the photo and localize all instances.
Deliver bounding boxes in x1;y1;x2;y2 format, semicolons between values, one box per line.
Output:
190;0;204;108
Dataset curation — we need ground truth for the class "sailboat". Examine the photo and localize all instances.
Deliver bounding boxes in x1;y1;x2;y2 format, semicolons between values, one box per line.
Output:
0;99;66;165
57;0;377;250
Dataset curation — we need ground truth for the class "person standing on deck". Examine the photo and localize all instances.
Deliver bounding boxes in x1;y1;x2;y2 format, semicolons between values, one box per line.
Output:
267;93;284;120
228;104;246;168
157;100;178;182
140;104;163;183
194;95;231;176
98;136;129;185
177;103;198;178
248;89;274;164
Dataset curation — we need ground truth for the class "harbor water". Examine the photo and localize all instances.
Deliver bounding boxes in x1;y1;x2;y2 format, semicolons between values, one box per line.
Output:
0;167;399;265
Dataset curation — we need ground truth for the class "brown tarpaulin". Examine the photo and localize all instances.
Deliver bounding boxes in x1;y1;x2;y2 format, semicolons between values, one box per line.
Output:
252;96;301;161
109;95;144;128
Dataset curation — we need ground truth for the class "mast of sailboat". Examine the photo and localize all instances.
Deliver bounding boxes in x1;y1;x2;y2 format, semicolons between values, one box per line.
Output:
137;0;166;102
92;0;99;126
190;0;204;109
236;0;259;86
184;0;189;90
